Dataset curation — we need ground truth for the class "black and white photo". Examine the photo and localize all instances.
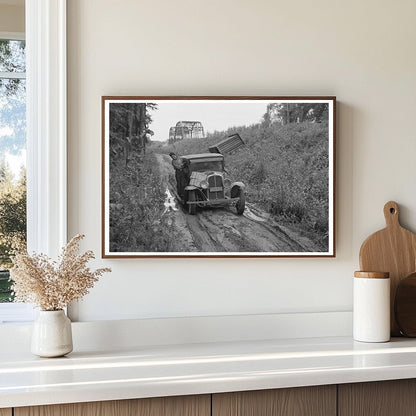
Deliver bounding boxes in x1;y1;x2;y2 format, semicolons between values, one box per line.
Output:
102;97;335;257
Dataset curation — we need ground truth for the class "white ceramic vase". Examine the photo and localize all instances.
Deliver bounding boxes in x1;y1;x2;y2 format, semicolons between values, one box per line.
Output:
31;310;73;357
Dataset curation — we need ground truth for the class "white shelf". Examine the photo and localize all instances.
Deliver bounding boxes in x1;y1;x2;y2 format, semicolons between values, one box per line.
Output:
2;335;416;408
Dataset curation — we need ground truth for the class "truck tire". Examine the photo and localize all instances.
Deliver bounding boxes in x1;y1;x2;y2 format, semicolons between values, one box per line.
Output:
188;190;196;215
236;189;245;215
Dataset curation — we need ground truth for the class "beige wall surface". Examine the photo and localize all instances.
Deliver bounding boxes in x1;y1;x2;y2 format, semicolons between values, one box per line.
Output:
0;4;24;33
67;0;416;321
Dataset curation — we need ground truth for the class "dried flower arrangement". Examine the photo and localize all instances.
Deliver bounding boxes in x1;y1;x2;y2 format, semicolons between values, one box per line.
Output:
10;234;111;311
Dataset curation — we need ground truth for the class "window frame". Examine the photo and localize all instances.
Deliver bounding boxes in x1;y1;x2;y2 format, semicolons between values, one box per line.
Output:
0;0;67;323
26;0;67;257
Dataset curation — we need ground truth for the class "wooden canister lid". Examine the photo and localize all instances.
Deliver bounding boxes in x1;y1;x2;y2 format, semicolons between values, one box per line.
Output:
354;271;389;279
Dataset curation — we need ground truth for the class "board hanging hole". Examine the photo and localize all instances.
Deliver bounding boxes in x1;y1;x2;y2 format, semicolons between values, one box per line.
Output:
390;207;396;214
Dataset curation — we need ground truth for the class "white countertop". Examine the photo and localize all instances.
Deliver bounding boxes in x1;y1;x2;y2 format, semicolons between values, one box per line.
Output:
2;336;416;408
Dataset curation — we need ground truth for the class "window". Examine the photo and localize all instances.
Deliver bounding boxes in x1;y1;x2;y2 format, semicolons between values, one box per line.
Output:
0;32;34;322
0;0;68;324
0;35;26;302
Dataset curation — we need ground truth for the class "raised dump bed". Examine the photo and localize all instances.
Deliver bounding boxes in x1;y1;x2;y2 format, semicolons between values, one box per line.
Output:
209;133;244;154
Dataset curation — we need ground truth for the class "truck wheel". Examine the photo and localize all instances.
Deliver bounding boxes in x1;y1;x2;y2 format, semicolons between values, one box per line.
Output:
236;189;245;215
188;190;196;215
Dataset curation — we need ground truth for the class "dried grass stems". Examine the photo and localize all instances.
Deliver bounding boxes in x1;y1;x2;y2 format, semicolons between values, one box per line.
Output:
10;234;111;311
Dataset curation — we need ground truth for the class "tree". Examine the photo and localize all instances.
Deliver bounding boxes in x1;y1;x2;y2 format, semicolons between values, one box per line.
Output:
0;39;27;301
261;104;273;127
262;102;329;126
0;39;26;156
0;39;25;73
0;162;26;269
109;103;157;165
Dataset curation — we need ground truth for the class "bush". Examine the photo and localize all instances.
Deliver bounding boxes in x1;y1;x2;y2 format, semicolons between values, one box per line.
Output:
0;270;13;303
109;151;175;252
157;121;329;249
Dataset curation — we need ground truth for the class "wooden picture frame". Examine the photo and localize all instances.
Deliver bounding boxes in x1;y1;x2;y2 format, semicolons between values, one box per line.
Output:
102;96;336;258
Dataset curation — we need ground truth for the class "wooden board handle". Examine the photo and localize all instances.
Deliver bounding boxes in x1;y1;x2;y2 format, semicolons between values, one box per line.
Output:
384;201;400;228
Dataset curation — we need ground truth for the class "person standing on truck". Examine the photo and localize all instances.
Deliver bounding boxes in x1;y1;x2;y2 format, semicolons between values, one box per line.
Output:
169;152;189;198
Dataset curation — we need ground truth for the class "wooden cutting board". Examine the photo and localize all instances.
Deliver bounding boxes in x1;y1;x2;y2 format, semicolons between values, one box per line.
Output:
359;201;416;336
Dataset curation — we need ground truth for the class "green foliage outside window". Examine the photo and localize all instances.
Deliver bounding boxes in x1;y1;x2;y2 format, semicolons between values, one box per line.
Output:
0;39;27;302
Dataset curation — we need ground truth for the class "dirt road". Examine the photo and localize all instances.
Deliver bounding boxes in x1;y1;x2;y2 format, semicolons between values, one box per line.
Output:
155;153;321;253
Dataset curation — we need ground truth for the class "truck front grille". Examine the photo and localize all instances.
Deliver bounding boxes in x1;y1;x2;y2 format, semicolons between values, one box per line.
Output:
208;174;224;200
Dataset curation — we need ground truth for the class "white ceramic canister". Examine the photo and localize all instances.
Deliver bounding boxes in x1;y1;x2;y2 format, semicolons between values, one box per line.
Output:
353;271;390;343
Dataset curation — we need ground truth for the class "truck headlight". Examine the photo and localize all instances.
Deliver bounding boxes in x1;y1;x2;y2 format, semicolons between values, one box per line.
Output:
224;178;231;187
201;180;208;189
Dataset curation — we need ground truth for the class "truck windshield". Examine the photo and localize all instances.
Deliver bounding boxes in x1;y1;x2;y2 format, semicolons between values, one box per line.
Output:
189;160;223;172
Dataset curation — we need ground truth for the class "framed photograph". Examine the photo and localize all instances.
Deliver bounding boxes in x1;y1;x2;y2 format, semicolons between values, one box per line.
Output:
102;96;335;258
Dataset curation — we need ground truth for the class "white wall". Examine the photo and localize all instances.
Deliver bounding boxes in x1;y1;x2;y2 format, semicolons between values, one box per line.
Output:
0;3;24;33
67;0;416;322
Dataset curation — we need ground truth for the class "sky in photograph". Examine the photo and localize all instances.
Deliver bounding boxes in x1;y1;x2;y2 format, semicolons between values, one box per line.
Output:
148;101;268;142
